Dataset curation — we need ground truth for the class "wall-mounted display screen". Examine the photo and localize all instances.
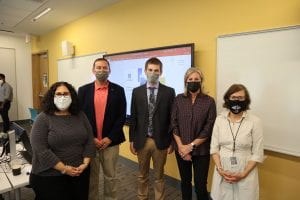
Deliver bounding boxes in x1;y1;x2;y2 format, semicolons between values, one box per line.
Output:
104;43;194;118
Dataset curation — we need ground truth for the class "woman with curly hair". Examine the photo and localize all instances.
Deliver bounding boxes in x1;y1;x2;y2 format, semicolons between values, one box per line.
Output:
30;82;95;200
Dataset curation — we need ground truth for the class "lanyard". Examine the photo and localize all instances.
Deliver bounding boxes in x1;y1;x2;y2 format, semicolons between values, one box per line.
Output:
227;118;244;153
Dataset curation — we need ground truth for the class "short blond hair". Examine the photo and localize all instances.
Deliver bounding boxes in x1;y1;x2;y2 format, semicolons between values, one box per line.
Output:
183;67;204;96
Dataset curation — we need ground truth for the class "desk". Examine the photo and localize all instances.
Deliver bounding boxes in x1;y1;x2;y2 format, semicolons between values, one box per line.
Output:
0;144;32;200
4;164;31;200
0;171;11;200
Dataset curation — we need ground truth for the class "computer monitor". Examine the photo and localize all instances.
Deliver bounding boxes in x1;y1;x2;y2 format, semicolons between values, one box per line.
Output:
10;122;33;163
8;130;17;161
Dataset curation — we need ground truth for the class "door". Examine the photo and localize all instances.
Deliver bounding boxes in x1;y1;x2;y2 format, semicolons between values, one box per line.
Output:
32;52;49;109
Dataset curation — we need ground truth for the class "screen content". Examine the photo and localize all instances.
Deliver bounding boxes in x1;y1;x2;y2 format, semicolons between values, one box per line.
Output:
104;44;194;116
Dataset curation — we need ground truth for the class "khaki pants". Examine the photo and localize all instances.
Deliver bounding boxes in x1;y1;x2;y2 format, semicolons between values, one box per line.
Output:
137;138;168;200
89;145;119;200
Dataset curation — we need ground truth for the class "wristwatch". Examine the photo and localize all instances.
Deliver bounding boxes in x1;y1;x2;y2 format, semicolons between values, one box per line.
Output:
61;165;68;174
216;166;223;172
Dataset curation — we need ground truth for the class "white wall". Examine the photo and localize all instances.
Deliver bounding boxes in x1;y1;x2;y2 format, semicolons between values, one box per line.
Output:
0;47;18;122
0;33;33;120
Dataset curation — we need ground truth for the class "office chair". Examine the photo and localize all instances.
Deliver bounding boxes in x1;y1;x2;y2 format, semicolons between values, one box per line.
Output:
28;108;38;125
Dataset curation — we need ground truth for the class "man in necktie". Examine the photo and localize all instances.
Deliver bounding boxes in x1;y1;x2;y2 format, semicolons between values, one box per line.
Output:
129;57;175;200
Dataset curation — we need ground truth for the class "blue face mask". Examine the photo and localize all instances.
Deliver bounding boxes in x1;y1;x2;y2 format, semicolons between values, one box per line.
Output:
228;100;247;114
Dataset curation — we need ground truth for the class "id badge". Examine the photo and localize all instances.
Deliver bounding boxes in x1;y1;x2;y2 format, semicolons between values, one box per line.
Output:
230;156;237;165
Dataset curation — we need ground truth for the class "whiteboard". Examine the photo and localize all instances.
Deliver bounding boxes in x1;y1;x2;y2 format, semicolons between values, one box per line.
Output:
58;52;105;90
217;26;300;157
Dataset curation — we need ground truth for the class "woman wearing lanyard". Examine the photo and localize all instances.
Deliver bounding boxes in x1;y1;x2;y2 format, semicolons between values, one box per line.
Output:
210;84;264;200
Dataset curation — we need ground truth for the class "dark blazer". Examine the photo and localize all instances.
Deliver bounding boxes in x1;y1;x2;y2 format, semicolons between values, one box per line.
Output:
129;83;175;150
78;81;126;146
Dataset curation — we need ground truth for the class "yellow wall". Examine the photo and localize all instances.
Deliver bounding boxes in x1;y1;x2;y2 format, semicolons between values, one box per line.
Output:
32;0;300;199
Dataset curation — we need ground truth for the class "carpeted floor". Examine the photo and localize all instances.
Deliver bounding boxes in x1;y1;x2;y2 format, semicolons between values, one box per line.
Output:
4;160;183;200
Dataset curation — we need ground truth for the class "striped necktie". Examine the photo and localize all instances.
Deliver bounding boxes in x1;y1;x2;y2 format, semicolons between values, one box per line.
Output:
148;87;156;136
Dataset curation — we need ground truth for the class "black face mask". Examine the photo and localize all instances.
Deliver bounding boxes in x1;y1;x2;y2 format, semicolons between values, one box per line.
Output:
187;82;201;93
227;100;248;114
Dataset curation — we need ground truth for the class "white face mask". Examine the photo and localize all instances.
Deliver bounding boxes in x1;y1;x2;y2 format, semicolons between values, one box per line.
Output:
54;96;72;111
0;80;3;84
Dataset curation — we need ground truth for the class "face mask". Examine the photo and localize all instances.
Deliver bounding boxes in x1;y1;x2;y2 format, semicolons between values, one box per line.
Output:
187;82;201;93
146;73;160;84
54;96;72;111
95;71;109;82
0;80;3;84
227;100;247;114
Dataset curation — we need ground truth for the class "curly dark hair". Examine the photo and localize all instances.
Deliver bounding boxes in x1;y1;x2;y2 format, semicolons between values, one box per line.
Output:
42;82;80;115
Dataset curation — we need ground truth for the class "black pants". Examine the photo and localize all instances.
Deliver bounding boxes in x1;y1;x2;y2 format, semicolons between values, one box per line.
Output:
0;101;11;133
30;168;90;200
175;152;210;200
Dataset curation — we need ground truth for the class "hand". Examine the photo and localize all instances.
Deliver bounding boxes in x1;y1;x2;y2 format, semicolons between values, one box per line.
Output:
218;169;246;183
99;137;112;150
130;142;137;155
65;165;81;177
94;138;102;149
218;168;233;182
167;145;174;154
230;172;247;183
178;144;192;157
75;163;89;174
182;153;192;161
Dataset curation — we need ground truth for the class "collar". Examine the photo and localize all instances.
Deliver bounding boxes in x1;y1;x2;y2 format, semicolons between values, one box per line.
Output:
94;80;109;90
221;110;248;121
146;82;159;89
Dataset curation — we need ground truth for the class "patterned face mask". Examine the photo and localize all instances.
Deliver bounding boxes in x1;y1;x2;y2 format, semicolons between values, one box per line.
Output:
95;71;109;82
227;100;247;114
54;95;72;111
146;73;160;84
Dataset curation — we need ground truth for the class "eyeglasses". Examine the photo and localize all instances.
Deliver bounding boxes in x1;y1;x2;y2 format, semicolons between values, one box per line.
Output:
229;96;246;101
55;92;70;98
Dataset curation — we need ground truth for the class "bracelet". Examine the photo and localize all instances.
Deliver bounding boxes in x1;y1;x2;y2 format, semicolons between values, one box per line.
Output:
61;165;68;174
190;142;196;151
216;166;223;172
